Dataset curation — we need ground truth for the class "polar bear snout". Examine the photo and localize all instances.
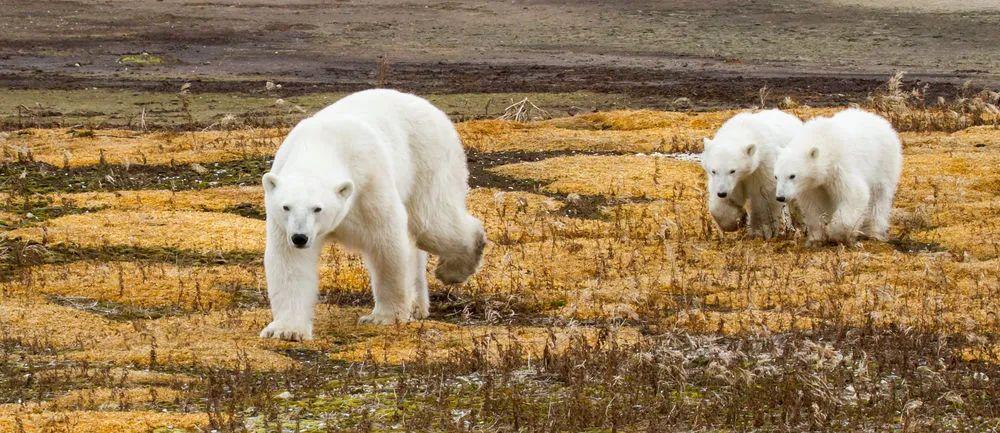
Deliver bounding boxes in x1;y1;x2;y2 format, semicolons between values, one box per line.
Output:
717;191;728;198
290;233;310;248
776;196;786;202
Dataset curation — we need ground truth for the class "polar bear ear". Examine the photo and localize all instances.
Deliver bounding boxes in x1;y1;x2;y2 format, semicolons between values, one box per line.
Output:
336;180;354;200
745;143;757;156
262;173;279;193
702;138;712;150
808;147;819;159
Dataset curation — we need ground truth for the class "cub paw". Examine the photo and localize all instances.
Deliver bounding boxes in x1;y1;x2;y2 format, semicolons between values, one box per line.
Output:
412;301;430;320
259;321;313;341
359;310;412;325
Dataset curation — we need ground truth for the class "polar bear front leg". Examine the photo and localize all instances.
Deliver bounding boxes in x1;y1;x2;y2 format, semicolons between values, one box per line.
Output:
261;233;321;341
708;194;746;232
828;179;870;244
748;197;782;239
359;211;415;325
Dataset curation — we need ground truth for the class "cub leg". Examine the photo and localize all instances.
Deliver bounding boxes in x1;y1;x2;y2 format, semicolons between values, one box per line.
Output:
863;183;893;241
828;178;871;243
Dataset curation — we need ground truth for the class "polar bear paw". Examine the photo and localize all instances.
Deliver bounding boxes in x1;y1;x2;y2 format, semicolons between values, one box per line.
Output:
260;320;313;341
412;301;430;320
359;309;412;325
749;225;775;240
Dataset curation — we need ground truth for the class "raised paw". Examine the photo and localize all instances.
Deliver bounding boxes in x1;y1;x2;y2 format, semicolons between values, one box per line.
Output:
434;260;470;285
259;320;313;341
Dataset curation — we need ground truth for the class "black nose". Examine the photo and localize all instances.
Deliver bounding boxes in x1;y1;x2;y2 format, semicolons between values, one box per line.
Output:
291;234;308;247
717;192;728;198
776;196;786;203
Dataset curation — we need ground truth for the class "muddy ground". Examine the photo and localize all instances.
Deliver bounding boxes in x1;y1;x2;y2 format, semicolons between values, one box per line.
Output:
1;0;998;118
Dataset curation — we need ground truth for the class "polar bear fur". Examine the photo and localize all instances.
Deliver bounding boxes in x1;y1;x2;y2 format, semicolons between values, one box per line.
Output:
701;109;804;238
774;108;902;244
260;89;486;340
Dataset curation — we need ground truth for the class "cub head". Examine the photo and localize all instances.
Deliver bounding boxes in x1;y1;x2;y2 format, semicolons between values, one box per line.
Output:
773;145;821;203
701;137;760;199
262;173;354;249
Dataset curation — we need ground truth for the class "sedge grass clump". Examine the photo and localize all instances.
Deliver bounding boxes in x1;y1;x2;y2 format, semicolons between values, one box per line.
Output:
867;71;1000;132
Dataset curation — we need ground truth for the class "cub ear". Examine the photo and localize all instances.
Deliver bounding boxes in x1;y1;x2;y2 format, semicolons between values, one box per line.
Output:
262;173;279;193
336;180;354;200
702;138;712;150
745;143;756;156
808;147;819;159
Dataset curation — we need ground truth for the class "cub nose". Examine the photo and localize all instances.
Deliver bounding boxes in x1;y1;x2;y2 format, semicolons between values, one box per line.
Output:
717;191;728;198
776;196;786;203
291;234;309;247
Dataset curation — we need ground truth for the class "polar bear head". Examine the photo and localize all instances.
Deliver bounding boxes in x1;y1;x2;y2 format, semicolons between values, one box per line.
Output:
700;136;761;199
773;141;824;203
262;172;354;249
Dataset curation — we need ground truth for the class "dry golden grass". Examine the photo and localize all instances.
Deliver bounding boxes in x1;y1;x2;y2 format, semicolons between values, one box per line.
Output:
8;210;266;254
0;210;17;226
10;261;245;310
0;411;208;433
51;186;262;213
491;154;705;200
1;107;997;430
1;128;285;167
330;322;641;363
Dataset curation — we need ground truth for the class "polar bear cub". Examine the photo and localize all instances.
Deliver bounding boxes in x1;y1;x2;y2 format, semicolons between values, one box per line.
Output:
260;89;486;340
700;109;804;238
774;109;902;244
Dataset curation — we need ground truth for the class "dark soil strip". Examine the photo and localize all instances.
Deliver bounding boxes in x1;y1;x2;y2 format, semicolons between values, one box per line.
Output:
0;159;271;194
888;237;947;254
0;238;261;282
0;65;976;109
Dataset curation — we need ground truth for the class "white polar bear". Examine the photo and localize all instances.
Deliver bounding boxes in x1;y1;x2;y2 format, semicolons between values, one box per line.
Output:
260;89;486;340
700;109;804;238
774;108;902;244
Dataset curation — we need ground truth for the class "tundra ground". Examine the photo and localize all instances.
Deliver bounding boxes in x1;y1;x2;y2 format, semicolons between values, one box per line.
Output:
1;84;998;431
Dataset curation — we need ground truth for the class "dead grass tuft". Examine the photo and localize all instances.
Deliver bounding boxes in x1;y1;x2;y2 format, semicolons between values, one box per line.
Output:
867;71;1000;132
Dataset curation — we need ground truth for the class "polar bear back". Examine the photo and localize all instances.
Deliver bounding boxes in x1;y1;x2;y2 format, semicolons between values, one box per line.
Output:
712;109;803;152
296;89;468;202
803;108;902;184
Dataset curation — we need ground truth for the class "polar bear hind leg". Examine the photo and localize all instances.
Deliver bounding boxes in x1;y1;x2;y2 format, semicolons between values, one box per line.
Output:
412;249;430;319
416;213;485;285
864;183;893;241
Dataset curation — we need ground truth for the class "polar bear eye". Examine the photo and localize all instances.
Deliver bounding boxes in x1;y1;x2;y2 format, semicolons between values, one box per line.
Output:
729;169;736;174
282;205;290;211
789;174;796;180
313;207;322;213
711;170;716;175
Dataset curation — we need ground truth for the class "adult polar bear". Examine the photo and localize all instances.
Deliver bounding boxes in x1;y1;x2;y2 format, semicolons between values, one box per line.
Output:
260;89;486;341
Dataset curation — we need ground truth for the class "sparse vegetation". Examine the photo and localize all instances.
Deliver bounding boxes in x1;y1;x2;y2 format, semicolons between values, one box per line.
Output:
1;100;997;432
867;72;1000;132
